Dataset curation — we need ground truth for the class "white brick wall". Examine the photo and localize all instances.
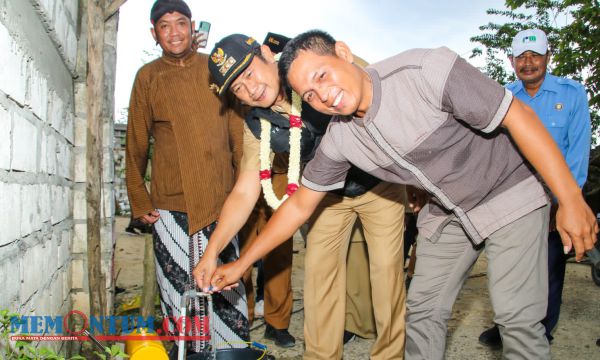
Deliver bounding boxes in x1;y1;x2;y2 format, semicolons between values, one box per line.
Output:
0;23;27;105
74;115;86;148
71;258;85;290
47;233;59;275
62;262;72;304
63;0;78;23
102;221;115;251
1;0;117;330
54;1;67;47
72;185;86;220
65;26;77;70
40;129;48;173
11;114;38;173
31;0;78;71
39;183;52;224
37;0;55;22
59;229;72;267
20;241;46;301
102;255;113;290
64;111;74;145
10;227;74;314
73;148;85;183
71;223;116;255
48;90;65;130
50;270;65;314
103;148;115;183
56;140;73;179
49;185;71;224
48;133;58;175
28;66;49;120
20;184;42;237
0;104;11;170
0;182;22;246
72;223;86;253
0;247;21;309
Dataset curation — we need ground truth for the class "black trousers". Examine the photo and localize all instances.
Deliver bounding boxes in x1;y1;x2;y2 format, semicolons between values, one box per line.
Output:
541;230;568;341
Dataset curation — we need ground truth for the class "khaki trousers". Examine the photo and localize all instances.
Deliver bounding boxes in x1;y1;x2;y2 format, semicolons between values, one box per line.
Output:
345;222;376;339
239;172;293;329
304;182;407;360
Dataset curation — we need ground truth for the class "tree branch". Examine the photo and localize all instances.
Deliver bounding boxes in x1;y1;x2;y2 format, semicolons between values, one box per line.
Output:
105;0;128;21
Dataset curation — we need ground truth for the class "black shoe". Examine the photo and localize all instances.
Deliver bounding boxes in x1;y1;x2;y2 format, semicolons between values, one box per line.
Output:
596;338;600;347
168;345;179;360
137;225;152;234
169;345;205;360
479;325;502;348
264;323;295;348
343;330;357;345
125;226;140;235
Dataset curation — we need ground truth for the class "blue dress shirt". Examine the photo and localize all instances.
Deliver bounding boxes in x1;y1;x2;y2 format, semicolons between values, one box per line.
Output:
506;73;591;187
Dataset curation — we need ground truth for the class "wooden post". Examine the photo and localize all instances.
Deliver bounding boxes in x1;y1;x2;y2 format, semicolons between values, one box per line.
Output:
141;234;157;318
86;0;107;318
85;0;128;321
105;0;128;21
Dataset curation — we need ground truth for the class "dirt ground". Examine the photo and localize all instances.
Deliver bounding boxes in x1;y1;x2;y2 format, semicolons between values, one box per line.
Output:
113;216;600;359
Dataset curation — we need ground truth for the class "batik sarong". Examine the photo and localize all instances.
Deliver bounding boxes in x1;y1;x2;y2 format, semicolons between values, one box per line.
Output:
153;209;249;352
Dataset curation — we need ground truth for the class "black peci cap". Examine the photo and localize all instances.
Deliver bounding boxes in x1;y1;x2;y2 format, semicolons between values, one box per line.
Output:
150;0;192;25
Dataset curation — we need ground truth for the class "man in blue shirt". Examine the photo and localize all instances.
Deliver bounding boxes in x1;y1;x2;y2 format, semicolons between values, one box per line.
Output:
479;28;591;347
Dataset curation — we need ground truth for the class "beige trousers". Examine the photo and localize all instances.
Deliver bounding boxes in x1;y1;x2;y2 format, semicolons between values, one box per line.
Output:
304;182;407;360
239;172;293;329
345;221;376;339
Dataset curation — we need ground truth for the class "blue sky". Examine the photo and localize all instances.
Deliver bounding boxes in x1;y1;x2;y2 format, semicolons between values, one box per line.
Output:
114;0;508;120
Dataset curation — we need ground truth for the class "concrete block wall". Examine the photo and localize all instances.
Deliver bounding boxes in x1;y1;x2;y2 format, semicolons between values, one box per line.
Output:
0;0;77;324
32;0;79;74
113;123;129;215
0;0;119;349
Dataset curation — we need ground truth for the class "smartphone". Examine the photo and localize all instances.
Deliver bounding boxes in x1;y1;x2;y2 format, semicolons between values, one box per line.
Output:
196;21;211;49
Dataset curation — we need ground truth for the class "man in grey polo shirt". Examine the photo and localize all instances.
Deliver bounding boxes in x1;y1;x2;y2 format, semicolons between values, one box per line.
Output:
209;30;598;359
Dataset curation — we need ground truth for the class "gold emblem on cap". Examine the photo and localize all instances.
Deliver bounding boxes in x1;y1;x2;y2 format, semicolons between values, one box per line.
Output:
219;56;237;75
211;48;226;65
555;103;564;111
212;46;237;76
246;37;256;45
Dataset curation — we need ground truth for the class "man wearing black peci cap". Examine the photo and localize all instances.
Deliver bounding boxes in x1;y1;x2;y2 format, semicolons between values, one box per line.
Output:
125;0;248;356
194;33;408;359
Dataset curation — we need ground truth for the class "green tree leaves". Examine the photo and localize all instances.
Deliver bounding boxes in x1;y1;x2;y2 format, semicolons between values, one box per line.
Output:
470;0;600;143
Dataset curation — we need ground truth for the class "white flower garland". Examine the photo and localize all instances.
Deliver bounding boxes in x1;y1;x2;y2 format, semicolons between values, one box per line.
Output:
259;92;303;209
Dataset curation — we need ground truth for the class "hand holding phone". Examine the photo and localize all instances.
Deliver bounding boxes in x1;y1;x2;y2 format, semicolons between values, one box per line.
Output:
194;21;211;49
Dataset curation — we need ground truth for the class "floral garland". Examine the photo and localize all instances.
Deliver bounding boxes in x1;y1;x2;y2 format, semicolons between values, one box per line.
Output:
259;92;303;209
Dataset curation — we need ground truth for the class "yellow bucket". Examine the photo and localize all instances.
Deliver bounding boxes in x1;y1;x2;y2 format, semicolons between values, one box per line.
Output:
125;328;169;360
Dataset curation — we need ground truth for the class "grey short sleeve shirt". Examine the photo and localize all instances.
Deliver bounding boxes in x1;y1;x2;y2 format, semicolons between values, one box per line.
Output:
302;47;548;244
